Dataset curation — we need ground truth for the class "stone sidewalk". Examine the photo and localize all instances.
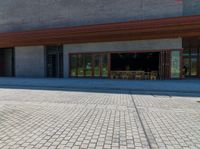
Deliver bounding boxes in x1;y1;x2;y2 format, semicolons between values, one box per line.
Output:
0;88;199;149
0;77;200;93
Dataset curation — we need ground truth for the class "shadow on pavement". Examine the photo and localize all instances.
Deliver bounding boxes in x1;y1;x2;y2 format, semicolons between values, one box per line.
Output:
0;85;200;98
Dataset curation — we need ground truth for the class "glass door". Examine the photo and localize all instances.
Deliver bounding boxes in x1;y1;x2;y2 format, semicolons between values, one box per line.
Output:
47;54;57;77
46;45;63;78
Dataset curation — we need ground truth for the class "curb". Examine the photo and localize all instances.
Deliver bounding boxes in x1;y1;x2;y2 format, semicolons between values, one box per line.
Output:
0;84;200;94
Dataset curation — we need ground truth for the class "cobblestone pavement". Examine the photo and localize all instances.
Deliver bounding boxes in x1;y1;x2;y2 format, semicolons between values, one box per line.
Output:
0;88;199;149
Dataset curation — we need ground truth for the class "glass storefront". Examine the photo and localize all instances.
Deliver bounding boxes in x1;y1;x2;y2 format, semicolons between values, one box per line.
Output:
69;50;184;80
70;53;109;78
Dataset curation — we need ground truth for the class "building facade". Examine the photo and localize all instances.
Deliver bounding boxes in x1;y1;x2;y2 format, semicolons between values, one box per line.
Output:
0;0;200;79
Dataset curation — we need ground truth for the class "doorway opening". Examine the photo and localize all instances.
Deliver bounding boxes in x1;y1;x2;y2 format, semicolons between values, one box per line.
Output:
46;45;63;78
111;52;159;71
0;48;15;77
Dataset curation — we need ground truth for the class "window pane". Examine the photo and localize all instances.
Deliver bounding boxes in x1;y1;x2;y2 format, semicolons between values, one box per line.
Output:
85;54;92;77
94;55;101;77
183;49;190;56
70;55;77;77
183;58;190;76
191;58;197;76
77;54;84;76
102;54;108;77
191;49;198;56
171;51;180;78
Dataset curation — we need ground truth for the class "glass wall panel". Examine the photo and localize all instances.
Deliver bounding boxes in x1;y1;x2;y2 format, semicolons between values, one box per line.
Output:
191;49;198;56
183;58;190;76
94;55;101;77
183;49;190;56
70;55;77;77
77;54;84;77
183;48;199;77
191;58;197;76
85;54;92;77
102;54;108;77
171;51;180;78
69;53;109;78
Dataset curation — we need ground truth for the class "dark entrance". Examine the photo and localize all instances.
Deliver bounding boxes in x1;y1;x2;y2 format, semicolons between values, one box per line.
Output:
111;52;159;71
46;45;63;78
0;48;15;77
110;52;160;80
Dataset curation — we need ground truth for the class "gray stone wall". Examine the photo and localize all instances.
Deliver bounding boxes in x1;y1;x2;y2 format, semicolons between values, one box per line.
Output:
15;46;45;77
63;38;182;77
0;0;183;33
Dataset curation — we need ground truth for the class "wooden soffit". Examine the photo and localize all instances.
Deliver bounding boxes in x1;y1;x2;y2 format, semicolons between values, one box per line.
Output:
0;15;200;48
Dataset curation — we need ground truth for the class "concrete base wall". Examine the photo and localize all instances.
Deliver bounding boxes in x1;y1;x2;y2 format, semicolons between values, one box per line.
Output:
63;38;182;78
15;46;45;77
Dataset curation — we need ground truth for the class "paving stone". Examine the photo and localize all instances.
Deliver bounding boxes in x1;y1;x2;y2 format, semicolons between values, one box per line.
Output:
0;88;199;149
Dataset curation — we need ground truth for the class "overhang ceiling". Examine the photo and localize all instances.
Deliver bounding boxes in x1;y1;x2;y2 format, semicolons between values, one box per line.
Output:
0;15;200;48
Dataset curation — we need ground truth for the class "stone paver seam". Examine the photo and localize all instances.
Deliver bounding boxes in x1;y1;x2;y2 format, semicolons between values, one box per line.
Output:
91;110;104;148
101;109;112;149
71;108;101;148
42;107;86;148
63;108;93;148
86;109;103;148
129;91;152;149
158;113;183;147
166;112;198;147
30;111;64;147
134;95;179;148
95;108;109;148
143;113;163;148
2;106;48;147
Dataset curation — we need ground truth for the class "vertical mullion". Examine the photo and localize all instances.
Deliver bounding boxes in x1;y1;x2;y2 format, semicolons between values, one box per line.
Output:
159;52;162;80
108;53;111;79
168;51;172;80
198;48;200;77
100;54;102;78
83;54;85;77
180;49;183;79
162;51;164;80
77;54;80;77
